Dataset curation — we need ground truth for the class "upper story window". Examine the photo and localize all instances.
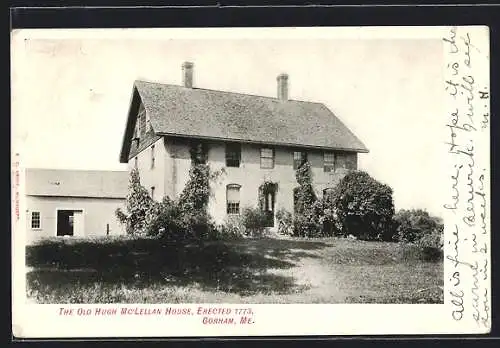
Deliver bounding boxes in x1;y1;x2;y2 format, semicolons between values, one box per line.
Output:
226;184;241;215
31;211;41;229
190;142;208;165
323;152;335;172
134;156;138;169
138;104;146;137
133;122;140;148
260;148;274;169
225;143;241;167
293;151;307;169
146;112;152;133
151;145;155;169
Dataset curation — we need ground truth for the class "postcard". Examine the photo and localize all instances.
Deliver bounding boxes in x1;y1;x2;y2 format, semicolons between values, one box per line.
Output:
11;26;490;338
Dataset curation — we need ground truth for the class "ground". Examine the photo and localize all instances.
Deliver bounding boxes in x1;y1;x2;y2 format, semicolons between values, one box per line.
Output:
25;236;443;304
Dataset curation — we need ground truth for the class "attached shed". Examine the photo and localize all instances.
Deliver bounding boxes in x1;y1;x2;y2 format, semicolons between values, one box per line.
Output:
25;168;129;240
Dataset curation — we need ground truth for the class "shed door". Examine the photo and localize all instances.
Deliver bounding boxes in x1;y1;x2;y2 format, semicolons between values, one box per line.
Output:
73;210;84;237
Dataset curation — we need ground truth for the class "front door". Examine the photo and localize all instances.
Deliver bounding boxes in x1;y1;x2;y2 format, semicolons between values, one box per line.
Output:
260;183;277;227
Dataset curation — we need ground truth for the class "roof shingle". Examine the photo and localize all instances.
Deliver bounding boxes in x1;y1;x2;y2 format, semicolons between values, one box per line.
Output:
120;80;368;162
25;168;128;199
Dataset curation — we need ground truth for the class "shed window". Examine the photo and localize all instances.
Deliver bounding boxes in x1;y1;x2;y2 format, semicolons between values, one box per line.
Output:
293;151;307;169
225;143;241;167
324;152;335;172
31;211;41;229
226;184;241;215
260;148;274;169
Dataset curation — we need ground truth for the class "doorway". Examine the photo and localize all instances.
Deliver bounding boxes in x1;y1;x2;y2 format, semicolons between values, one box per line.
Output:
56;209;84;237
259;182;278;227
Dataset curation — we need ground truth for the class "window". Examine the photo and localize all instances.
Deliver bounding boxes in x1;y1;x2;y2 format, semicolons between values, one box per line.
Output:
151;186;155;200
146;111;152;132
133;125;140;148
226;184;241;215
324;152;335;172
335;152;357;171
151;145;155;169
190;142;208;165
31;211;41;229
260;148;274;169
138;104;146;137
225;143;241;167
134;156;138;169
293;151;307;169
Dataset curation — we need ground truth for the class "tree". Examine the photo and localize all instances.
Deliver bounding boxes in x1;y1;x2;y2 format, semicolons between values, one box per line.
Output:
293;161;322;237
117;143;225;240
115;168;155;235
326;171;395;240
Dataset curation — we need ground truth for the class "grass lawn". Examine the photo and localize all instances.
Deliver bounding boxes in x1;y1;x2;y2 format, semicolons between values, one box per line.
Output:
26;236;443;304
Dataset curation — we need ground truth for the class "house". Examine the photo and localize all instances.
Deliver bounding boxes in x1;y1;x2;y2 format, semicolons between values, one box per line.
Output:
119;62;368;227
25;168;128;241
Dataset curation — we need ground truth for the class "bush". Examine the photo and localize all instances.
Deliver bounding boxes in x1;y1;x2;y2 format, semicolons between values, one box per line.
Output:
293;200;325;238
321;196;343;237
293;161;323;237
393;209;444;262
393;209;443;243
326;171;395;241
117;144;227;241
276;208;293;236
147;197;203;240
115;168;156;236
210;220;244;240
241;207;269;237
417;229;444;261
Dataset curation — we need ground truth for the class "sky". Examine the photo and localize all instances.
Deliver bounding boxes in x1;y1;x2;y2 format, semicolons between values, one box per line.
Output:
11;28;444;215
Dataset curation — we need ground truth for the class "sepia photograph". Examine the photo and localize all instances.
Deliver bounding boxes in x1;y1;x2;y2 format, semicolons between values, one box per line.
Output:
11;26;490;337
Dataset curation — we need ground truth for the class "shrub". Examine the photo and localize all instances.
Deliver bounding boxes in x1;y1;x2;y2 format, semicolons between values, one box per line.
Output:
241;207;269;237
393;209;444;262
393;209;443;243
276;208;293;236
321;195;343;237
146;197;187;239
294;200;325;238
417;229;444;261
210;220;244;240
293;161;322;237
117;142;226;241
326;171;395;241
115;168;155;236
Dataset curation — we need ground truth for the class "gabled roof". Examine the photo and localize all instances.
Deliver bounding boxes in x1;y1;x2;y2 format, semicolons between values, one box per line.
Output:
120;80;368;163
25;168;128;199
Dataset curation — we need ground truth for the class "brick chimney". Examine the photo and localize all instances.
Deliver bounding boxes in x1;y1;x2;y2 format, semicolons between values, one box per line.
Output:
277;73;289;101
182;61;194;88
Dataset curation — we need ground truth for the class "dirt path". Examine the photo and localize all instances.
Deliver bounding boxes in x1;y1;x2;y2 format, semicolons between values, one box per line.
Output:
266;242;349;303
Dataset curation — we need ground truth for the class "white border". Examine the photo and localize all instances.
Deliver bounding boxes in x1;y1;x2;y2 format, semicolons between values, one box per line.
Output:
11;25;491;338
